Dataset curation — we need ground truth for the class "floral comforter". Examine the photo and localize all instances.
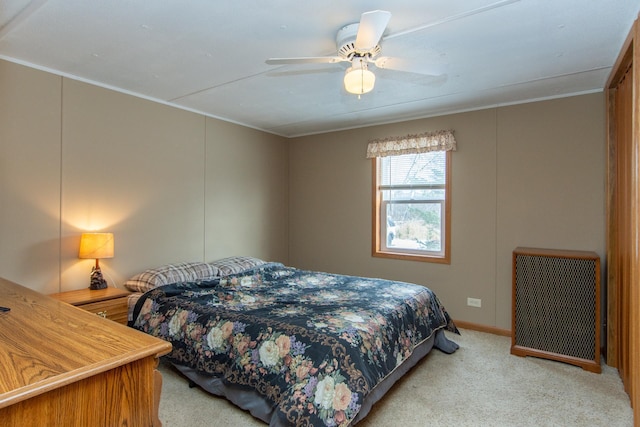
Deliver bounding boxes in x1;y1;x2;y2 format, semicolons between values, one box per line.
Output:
131;263;458;426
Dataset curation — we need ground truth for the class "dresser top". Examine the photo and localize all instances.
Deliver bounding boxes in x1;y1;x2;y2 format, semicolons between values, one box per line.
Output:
0;277;171;408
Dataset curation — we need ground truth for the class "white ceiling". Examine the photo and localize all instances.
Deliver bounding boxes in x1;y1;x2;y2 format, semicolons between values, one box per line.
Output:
1;1;639;138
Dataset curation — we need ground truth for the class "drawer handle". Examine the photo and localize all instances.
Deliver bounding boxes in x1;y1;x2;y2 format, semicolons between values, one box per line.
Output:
96;310;108;318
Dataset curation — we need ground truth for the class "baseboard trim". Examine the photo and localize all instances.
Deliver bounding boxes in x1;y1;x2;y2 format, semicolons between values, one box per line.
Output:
454;320;511;337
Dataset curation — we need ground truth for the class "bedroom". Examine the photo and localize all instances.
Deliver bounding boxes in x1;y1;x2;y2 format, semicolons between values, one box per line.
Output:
0;1;638;426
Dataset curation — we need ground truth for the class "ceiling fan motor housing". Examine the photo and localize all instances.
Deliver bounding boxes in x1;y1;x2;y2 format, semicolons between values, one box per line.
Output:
336;23;381;60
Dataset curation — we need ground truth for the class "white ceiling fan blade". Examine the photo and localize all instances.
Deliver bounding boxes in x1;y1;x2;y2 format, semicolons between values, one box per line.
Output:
266;56;345;65
354;10;391;52
375;56;447;76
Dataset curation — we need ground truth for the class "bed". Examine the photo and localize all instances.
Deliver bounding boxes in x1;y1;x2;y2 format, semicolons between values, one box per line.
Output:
127;257;459;426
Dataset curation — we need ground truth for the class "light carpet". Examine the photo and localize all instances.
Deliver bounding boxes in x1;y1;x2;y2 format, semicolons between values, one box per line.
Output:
158;329;633;426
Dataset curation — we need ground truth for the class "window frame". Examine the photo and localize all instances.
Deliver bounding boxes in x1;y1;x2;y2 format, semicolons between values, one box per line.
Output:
371;150;452;264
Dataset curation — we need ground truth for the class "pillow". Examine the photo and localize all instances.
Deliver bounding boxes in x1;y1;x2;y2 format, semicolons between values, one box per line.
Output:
208;256;267;276
123;261;220;293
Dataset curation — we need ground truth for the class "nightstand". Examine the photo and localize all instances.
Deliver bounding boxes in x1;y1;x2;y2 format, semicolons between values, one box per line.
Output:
50;287;131;325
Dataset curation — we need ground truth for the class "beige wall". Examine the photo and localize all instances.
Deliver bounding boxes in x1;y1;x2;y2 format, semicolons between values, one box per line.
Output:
0;61;62;293
1;58;605;331
204;118;288;261
0;59;288;294
289;93;605;330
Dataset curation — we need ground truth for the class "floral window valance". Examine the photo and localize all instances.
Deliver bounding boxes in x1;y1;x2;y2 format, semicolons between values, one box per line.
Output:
366;129;457;158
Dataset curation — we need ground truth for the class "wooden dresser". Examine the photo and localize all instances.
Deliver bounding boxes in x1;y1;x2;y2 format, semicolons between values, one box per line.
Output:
0;277;172;426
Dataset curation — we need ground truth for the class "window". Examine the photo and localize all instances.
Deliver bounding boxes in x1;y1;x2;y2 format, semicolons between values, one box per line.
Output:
372;150;451;263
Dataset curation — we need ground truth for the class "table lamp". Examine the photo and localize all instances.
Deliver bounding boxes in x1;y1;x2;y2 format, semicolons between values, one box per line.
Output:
78;232;114;290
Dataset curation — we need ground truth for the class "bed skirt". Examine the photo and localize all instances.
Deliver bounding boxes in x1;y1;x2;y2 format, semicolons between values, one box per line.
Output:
171;328;458;426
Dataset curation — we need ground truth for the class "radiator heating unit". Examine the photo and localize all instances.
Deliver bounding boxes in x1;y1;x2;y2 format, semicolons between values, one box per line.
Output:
511;247;600;373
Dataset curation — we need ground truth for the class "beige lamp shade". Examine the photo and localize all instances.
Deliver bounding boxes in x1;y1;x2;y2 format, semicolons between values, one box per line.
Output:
78;233;114;259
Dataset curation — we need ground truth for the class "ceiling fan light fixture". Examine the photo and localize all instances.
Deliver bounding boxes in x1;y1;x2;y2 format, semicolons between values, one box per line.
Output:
344;63;375;95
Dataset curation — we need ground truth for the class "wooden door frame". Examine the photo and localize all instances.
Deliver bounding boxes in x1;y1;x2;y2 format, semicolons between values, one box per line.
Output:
606;14;640;426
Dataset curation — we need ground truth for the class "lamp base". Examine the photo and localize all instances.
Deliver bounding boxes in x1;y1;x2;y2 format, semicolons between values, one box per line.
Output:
89;266;108;290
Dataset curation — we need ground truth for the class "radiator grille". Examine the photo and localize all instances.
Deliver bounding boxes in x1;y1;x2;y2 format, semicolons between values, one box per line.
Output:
514;252;597;363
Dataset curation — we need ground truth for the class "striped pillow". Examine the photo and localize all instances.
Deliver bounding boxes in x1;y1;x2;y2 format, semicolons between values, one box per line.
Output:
209;256;267;276
123;261;220;293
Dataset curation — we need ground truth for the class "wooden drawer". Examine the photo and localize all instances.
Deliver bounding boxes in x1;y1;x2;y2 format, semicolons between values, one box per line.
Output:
50;287;132;326
79;297;129;325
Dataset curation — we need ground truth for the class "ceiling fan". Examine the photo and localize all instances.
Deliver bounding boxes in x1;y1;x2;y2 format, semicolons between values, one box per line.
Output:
265;10;445;97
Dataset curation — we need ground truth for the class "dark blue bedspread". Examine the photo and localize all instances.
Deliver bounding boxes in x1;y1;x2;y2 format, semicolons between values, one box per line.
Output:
131;263;458;426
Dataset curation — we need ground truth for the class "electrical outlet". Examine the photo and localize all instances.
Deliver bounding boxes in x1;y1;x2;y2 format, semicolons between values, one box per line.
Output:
467;297;482;308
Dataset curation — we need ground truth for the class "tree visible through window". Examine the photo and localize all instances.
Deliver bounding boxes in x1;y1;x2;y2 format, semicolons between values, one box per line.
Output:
373;150;451;263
